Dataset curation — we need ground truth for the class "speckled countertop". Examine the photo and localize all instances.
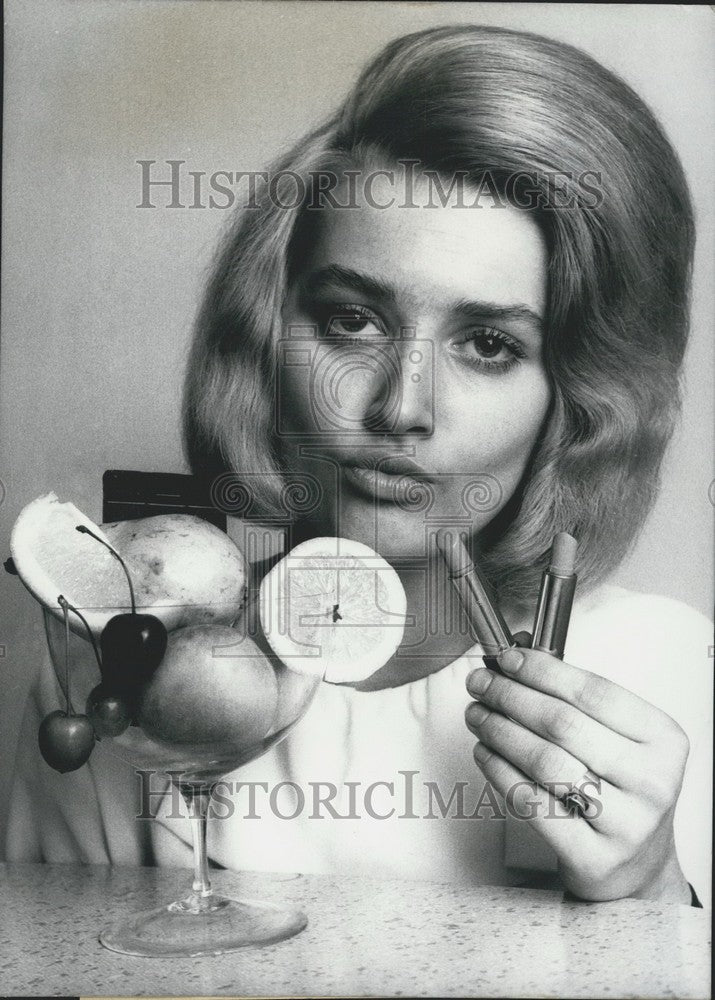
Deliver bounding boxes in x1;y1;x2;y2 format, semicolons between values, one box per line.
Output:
0;862;710;998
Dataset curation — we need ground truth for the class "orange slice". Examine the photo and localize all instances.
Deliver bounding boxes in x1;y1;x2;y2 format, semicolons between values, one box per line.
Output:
258;536;407;684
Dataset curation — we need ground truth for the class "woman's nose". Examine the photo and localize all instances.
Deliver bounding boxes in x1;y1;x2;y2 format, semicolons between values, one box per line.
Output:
361;335;434;437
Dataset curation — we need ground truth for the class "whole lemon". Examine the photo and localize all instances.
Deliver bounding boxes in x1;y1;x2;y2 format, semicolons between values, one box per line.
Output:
103;514;247;630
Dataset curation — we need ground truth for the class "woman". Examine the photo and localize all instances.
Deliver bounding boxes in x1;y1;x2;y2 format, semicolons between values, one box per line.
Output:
7;25;711;905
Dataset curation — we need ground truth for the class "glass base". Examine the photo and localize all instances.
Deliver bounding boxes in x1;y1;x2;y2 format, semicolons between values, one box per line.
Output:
99;891;308;957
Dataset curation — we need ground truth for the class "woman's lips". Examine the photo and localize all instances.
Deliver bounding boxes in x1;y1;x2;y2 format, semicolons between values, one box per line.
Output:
342;464;430;503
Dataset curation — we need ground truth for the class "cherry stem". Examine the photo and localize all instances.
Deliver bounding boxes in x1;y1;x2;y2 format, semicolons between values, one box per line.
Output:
58;597;102;672
58;596;72;716
75;524;136;614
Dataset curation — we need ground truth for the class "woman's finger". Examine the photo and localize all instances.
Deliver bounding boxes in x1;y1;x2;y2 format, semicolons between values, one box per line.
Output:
470;741;602;857
491;646;676;743
465;701;626;831
465;666;641;787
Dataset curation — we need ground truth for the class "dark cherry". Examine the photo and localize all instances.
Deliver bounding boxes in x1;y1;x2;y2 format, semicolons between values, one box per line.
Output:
38;711;95;773
86;683;133;737
73;524;167;693
100;613;167;689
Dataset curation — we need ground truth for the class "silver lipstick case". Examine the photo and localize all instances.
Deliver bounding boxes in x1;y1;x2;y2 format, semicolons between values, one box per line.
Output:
531;570;577;660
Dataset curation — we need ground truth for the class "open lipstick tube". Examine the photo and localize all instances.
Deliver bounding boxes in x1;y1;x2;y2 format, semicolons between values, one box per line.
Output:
531;532;578;660
435;528;517;671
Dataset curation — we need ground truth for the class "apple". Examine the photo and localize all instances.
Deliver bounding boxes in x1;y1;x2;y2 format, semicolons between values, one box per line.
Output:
135;624;278;748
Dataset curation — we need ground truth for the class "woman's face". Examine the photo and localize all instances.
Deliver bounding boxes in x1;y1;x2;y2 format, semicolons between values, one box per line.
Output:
278;172;551;558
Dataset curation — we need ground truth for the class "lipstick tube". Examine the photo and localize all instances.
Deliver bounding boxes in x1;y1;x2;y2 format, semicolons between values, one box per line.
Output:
435;528;516;670
531;532;578;659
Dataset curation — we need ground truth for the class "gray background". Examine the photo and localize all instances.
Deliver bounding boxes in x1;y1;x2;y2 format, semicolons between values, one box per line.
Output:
1;1;713;855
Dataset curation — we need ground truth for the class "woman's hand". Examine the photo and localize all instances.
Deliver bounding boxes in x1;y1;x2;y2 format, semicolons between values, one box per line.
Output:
465;642;692;903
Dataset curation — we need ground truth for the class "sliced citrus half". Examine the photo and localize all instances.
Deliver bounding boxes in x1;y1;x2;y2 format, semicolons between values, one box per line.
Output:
10;492;247;637
258;536;407;684
10;492;132;636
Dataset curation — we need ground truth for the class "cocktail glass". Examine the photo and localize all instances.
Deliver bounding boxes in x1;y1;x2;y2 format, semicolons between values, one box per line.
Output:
43;599;322;957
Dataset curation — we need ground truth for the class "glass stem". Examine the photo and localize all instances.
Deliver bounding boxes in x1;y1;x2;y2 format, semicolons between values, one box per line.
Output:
181;785;214;898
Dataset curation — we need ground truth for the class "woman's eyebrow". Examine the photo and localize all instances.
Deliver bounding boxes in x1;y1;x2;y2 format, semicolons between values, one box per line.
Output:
452;298;544;336
299;265;397;304
299;265;543;336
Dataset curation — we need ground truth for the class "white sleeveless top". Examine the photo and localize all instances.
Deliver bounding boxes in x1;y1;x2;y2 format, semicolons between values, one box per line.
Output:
5;582;713;904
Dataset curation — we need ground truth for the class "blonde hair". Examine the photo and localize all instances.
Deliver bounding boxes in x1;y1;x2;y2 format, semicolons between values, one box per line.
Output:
182;25;694;610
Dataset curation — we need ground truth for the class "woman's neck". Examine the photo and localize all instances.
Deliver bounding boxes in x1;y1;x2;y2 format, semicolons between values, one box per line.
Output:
351;558;531;691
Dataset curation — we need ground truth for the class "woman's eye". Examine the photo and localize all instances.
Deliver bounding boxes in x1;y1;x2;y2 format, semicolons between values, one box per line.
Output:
470;331;511;360
457;327;525;372
319;304;385;341
331;316;374;336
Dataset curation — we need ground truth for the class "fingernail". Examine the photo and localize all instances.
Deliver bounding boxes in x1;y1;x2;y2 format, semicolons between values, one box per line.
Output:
466;703;490;726
467;668;493;695
498;648;524;674
473;741;492;763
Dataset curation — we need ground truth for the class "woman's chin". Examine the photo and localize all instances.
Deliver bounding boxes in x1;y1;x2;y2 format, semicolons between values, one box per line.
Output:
318;502;469;560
